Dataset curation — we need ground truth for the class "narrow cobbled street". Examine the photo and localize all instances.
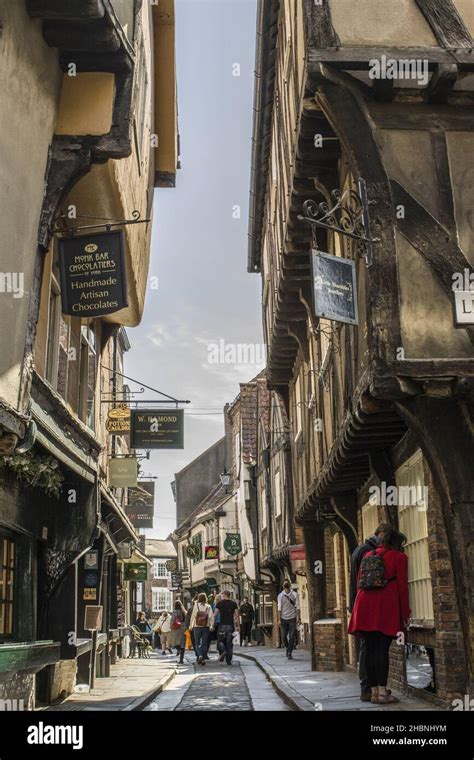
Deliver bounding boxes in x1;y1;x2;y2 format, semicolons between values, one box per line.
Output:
145;656;289;712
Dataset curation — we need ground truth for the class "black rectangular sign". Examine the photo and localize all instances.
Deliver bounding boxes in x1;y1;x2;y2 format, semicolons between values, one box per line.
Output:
58;230;128;318
130;409;184;449
126;481;155;529
311;249;358;326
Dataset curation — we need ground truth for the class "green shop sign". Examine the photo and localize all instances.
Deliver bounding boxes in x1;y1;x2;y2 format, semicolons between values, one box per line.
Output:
224;533;242;556
124;563;148;582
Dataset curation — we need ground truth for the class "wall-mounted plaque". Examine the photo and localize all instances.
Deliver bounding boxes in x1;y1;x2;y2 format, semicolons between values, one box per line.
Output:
311;249;359;326
58;230;128;318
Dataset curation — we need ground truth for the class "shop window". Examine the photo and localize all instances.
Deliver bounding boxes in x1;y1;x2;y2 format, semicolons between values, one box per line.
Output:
258;593;273;625
0;536;15;638
361;500;379;540
396;450;434;625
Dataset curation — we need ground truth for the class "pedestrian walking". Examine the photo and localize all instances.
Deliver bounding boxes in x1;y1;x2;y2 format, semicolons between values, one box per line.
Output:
214;590;239;665
189;593;214;665
239;597;254;646
154;610;173;655
169;600;187;664
349;522;390;702
348;527;410;704
277;580;299;659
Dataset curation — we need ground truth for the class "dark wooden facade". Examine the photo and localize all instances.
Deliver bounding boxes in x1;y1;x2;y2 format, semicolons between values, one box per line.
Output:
249;0;474;704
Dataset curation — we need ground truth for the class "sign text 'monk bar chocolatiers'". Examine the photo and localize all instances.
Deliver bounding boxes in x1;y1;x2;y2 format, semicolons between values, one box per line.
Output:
58;230;128;318
130;409;184;449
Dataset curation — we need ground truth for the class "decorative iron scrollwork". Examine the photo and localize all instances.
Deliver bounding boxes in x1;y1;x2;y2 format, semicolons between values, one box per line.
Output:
298;177;378;267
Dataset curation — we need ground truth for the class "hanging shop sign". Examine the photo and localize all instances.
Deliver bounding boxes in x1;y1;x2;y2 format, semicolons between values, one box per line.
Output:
130;409;184;450
106;404;131;434
84;550;99;570
166;559;178;572
108;457;138;488
125;481;155;529
454;291;474;324
185;544;201;560
224;533;242;556
204;545;219;560
58;230;128;318
83;587;97;601
84;605;103;631
124;562;148;582
311;249;359;326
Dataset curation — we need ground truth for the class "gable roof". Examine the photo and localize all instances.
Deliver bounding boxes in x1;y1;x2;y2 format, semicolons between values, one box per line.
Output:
145;539;177;558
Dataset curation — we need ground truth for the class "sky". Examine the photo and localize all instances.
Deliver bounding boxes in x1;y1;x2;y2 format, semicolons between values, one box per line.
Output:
124;0;263;539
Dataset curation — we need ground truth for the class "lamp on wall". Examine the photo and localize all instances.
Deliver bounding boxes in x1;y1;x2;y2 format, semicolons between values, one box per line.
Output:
219;468;231;493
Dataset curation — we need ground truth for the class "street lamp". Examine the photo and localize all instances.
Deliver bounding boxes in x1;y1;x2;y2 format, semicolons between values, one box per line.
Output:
219;468;231;493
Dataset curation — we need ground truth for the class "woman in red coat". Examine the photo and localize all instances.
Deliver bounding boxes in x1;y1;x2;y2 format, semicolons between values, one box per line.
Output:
348;527;410;704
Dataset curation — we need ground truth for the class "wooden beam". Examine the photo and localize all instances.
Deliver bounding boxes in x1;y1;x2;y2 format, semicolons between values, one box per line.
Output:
392;179;474;346
368;102;474;131
425;63;458;103
415;0;473;49
303;0;340;48
307;46;452;70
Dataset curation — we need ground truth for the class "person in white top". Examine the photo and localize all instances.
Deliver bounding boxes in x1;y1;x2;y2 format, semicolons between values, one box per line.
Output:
189;593;214;665
154;610;173;655
277;580;300;659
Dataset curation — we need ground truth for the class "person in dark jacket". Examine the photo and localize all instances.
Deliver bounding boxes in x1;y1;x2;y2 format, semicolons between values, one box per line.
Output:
349;523;390;701
349;527;410;704
239;598;254;646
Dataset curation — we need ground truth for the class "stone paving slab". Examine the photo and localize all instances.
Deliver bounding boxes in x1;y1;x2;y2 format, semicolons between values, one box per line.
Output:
235;646;441;712
175;661;252;711
47;652;177;711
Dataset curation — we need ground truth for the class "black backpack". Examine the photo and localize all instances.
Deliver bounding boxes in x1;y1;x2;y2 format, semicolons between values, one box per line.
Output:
358;549;395;591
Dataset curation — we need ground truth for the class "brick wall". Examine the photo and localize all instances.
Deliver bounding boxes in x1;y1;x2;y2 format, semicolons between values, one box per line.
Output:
324;526;336;614
313;619;344;671
424;464;467;704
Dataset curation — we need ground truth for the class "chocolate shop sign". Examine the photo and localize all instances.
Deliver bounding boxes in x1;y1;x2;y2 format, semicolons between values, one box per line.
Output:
58;230;128;317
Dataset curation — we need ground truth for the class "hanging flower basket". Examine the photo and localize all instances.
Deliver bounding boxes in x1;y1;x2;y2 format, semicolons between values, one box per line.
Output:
0;450;64;498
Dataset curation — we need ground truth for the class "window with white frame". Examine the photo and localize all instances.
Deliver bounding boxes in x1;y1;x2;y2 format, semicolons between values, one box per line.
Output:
396;450;434;625
153;559;167;579
152;588;172;613
274;469;282;518
260;484;267;529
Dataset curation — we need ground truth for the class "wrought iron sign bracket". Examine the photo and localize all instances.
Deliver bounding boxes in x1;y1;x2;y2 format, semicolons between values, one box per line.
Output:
52;210;151;236
297;178;379;267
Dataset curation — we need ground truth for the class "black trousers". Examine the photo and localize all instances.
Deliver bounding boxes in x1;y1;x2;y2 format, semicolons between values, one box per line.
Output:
240;621;252;644
363;631;393;687
359;637;369;691
280;618;297;654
